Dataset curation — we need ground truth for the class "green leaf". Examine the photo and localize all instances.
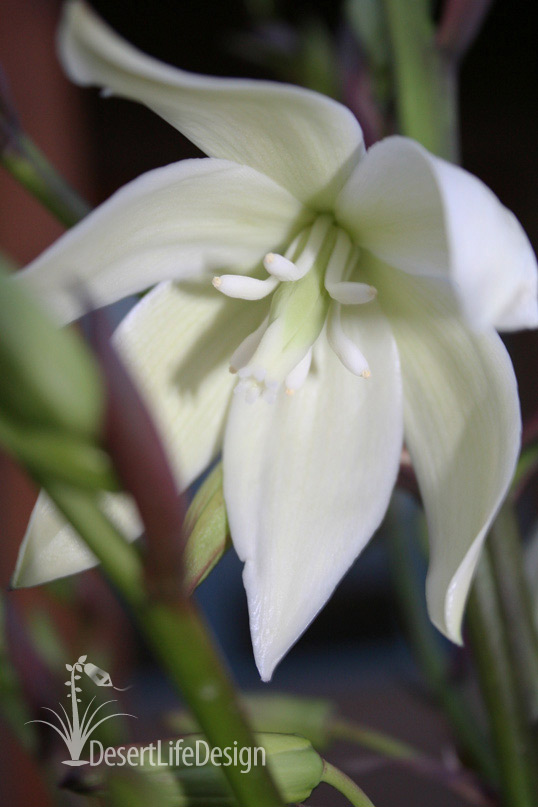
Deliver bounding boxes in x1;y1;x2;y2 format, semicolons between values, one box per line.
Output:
183;464;231;595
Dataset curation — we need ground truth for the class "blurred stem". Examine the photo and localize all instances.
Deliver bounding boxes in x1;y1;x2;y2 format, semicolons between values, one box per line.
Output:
467;548;538;807
46;481;284;807
330;717;418;760
488;504;538;750
382;0;459;160
1;134;89;227
386;497;497;784
321;760;376;807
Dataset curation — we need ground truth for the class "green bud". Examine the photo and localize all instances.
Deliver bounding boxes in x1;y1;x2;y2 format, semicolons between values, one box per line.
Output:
183;464;231;594
169;694;335;750
63;733;324;806
0;269;103;438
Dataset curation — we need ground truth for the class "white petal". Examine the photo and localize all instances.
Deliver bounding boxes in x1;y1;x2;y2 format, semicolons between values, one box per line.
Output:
18;158;308;323
369;258;521;642
14;282;266;588
223;305;402;680
336;136;538;332
59;1;364;206
114;281;266;486
12;490;141;588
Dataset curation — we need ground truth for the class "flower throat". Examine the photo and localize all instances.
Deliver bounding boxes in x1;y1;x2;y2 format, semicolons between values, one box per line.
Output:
212;215;377;403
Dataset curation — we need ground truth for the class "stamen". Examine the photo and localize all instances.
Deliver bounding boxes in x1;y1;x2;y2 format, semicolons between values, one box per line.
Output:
296;215;333;276
285;348;313;395
212;274;278;300
324;235;377;306
329;282;378;305
263;253;305;282
230;316;269;373
324;230;353;288
327;303;370;378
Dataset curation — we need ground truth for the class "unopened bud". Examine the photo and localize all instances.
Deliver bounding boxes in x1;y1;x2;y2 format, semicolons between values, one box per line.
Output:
62;733;324;805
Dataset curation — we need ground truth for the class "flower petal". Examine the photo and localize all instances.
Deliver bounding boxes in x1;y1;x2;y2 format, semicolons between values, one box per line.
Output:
113;280;267;487
12;490;141;588
369;257;521;642
223;305;403;680
13;281;265;587
336;136;538;332
18;158;308;323
59;0;364;207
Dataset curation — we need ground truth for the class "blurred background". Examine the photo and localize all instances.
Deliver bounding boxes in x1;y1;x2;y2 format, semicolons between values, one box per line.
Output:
1;0;537;804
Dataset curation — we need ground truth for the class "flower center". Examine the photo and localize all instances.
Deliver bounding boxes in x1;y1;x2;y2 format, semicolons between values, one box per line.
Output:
212;215;377;403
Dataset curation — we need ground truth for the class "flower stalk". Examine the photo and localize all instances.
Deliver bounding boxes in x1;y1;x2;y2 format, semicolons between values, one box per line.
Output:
45;480;285;807
382;0;459;161
0;133;90;228
321;760;376;807
466;548;538;807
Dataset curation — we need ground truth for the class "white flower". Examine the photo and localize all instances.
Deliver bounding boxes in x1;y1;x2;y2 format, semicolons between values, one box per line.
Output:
13;0;538;680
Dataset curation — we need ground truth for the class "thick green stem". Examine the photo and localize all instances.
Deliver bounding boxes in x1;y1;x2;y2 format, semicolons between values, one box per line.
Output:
467;549;538;807
47;482;284;807
382;0;459;160
321;760;376;807
1;135;89;227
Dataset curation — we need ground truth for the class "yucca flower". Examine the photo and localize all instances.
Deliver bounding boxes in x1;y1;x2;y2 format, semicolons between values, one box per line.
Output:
13;0;538;680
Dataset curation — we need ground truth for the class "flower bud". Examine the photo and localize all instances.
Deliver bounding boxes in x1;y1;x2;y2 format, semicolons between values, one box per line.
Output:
62;733;325;805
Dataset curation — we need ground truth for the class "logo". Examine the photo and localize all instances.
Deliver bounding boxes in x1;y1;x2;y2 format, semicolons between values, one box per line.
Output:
28;654;134;766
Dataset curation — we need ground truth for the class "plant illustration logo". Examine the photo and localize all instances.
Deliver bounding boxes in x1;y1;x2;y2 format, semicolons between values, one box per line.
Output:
28;654;135;766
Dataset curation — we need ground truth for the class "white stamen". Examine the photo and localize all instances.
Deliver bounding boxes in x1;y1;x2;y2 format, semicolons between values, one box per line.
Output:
230;316;269;373
212;274;278;300
285;348;313;394
327;304;370;378
289;215;333;279
263;253;306;282
328;282;378;305
324;230;353;288
324;234;377;305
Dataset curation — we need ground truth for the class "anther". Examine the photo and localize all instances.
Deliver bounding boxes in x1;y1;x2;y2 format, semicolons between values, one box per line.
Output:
212;274;279;300
327;304;370;378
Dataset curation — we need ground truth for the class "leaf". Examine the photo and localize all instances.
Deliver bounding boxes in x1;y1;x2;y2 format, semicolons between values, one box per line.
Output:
65;664;73;671
78;654;87;663
183;463;231;595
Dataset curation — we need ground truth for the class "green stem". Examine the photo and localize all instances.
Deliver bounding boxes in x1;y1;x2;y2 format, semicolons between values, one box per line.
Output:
382;0;459;160
1;134;89;227
386;497;497;783
330;717;418;760
466;548;538;807
321;760;376;807
488;504;538;751
46;481;284;807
